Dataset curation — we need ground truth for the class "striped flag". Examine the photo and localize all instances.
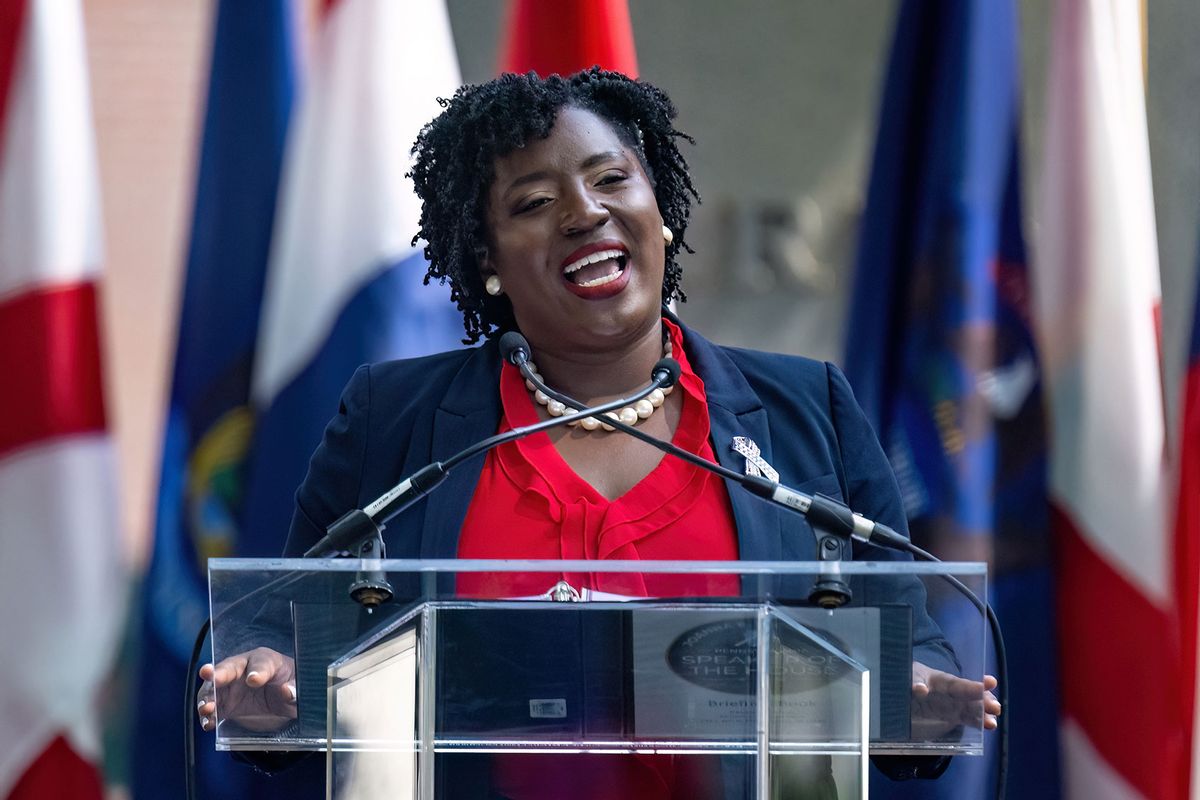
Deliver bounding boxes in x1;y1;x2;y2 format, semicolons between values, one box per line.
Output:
845;1;1058;795
241;0;464;548
133;1;297;796
134;1;463;796
1033;0;1192;797
0;0;122;797
1178;245;1200;792
500;0;638;77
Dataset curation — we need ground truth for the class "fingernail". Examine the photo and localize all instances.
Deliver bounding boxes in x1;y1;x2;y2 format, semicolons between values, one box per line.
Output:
287;684;297;702
197;700;206;710
200;718;210;730
246;671;260;681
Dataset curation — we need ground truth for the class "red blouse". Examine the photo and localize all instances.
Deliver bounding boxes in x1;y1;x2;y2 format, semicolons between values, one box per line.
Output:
456;317;740;598
455;319;738;798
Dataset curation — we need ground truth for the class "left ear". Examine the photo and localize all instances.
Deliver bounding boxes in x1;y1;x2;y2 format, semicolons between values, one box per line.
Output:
475;244;492;277
477;249;504;297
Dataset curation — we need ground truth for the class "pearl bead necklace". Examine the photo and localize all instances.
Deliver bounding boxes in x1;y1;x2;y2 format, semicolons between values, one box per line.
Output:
523;341;674;432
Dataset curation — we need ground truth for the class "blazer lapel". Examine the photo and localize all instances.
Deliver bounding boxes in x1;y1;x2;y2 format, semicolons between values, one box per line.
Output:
413;319;792;562
709;404;785;560
419;342;502;559
679;320;786;561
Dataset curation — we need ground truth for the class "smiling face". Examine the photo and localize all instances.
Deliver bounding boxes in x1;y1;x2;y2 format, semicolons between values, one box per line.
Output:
481;106;666;356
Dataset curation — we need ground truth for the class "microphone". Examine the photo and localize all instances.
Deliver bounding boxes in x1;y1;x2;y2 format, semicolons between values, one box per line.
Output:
501;331;905;553
498;330;531;366
510;335;1008;799
651;356;682;390
501;330;682;396
503;335;859;606
303;350;679;558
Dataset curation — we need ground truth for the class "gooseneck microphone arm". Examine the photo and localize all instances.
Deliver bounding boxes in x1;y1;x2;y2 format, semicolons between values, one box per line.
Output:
498;331;909;552
502;332;866;606
303;353;681;558
501;330;1007;800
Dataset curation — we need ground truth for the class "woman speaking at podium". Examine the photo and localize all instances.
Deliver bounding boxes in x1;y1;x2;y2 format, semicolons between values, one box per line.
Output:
198;68;999;797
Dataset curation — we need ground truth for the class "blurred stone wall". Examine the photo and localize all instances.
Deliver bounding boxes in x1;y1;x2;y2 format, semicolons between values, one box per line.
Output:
448;0;1200;406
1148;0;1200;429
85;0;212;563
449;0;897;363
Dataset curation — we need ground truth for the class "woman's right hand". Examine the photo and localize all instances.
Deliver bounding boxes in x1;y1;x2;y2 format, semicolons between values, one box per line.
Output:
196;647;298;733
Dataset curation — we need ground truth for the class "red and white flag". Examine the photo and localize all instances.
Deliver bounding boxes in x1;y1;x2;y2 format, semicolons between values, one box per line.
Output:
0;1;122;797
1180;268;1200;800
1034;0;1192;797
500;0;638;77
1177;232;1200;798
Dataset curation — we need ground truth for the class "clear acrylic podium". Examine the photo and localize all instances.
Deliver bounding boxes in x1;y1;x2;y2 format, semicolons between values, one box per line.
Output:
209;559;988;799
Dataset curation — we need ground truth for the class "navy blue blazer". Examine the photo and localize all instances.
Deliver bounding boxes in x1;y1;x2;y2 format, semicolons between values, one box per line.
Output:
289;322;908;567
280;319;954;784
285;319;952;660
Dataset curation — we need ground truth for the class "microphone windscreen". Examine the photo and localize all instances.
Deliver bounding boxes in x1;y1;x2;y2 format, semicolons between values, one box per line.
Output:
498;331;531;365
652;357;682;388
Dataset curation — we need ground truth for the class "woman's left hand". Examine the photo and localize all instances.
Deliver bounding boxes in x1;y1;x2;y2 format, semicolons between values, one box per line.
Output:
910;661;1001;738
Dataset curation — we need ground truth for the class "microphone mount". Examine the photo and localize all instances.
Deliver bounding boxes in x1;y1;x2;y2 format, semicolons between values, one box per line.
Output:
505;331;920;606
303;350;681;568
510;338;1008;797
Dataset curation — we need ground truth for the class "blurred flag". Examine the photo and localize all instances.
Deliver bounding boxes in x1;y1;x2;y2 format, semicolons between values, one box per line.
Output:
241;0;464;545
134;0;463;797
133;0;297;796
845;1;1059;796
1034;0;1191;798
1181;241;1200;798
0;0;122;798
500;0;638;76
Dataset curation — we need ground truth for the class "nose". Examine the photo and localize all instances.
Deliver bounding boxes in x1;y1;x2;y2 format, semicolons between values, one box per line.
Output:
559;184;609;235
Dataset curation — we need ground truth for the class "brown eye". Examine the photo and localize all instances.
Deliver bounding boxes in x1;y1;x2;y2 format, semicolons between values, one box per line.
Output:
516;197;551;214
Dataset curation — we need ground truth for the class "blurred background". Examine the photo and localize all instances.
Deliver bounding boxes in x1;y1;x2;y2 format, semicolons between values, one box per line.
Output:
1;0;1197;798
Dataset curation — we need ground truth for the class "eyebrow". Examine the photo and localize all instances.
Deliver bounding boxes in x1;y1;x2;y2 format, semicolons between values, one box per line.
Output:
580;150;625;169
501;150;628;199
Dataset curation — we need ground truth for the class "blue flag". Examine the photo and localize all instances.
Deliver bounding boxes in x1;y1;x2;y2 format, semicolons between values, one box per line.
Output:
845;2;1060;796
132;0;300;797
237;0;465;557
133;1;464;796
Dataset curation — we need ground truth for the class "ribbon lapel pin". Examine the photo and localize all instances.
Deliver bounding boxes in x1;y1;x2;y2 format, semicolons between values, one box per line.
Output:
731;436;779;482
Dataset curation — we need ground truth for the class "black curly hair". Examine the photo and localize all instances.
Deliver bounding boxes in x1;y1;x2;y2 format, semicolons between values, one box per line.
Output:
408;68;699;344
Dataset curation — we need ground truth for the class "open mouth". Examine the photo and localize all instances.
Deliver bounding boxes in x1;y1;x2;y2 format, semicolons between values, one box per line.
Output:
562;248;628;288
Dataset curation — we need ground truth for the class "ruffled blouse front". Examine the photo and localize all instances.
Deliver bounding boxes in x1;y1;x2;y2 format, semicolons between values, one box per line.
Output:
454;319;740;799
457;316;740;599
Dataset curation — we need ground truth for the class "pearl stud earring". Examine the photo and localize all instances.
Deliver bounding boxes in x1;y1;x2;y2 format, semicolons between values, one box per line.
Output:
485;275;503;296
662;225;674;246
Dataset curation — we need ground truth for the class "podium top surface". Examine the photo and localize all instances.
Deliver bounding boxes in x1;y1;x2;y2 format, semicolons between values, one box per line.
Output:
207;557;991;763
209;558;987;576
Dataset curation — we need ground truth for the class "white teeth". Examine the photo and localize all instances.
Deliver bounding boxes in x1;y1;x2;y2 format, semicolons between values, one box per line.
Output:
576;270;623;288
562;248;626;275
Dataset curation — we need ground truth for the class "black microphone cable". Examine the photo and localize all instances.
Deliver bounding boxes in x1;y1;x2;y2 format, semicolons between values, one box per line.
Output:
302;356;679;557
185;568;316;800
187;335;1006;799
895;541;1008;800
185;355;682;799
184;618;209;800
504;331;1008;800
